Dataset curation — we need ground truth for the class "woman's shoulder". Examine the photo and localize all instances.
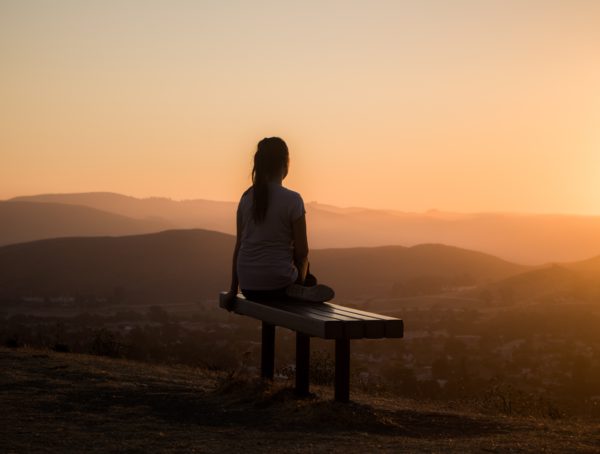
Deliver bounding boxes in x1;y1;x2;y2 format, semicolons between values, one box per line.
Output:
276;184;303;201
237;187;253;210
276;186;305;219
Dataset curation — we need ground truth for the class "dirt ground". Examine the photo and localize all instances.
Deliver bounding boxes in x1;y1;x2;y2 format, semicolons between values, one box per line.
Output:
1;347;599;453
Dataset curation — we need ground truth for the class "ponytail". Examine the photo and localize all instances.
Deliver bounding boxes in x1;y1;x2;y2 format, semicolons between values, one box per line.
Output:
252;137;289;223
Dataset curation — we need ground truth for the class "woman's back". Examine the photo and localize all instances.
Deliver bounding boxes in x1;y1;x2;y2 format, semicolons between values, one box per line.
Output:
236;182;305;290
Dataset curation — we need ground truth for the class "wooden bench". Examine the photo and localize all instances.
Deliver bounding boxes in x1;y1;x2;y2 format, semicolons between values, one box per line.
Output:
219;292;404;402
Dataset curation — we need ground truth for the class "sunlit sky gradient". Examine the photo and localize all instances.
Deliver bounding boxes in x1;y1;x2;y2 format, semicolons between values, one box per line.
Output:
1;1;599;213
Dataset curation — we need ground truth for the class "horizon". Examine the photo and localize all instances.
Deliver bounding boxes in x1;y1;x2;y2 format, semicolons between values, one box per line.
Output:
2;1;600;215
5;189;600;218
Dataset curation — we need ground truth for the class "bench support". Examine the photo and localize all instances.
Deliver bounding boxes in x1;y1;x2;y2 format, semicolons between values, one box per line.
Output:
335;339;350;402
295;332;310;396
261;322;275;380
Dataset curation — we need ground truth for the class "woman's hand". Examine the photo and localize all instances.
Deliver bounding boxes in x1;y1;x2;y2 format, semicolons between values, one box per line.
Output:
222;290;237;312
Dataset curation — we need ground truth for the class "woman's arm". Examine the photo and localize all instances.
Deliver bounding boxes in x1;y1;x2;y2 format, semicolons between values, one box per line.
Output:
223;210;242;310
228;238;241;294
292;214;309;284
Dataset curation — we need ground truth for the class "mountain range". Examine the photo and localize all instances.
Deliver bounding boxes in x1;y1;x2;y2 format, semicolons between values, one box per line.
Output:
1;225;599;306
7;192;600;264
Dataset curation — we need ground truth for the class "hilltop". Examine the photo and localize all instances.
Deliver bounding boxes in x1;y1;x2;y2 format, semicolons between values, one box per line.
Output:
1;347;598;453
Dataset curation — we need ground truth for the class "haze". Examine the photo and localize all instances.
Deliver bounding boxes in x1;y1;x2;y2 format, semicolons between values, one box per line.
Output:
2;1;600;214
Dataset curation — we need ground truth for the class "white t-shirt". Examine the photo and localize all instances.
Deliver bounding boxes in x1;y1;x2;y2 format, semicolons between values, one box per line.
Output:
236;183;305;290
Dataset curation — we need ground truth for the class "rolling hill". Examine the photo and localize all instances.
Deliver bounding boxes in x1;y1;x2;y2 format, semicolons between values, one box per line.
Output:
0;230;528;304
311;244;527;297
0;229;233;304
10;192;235;233
482;261;600;304
0;201;172;247
568;254;600;275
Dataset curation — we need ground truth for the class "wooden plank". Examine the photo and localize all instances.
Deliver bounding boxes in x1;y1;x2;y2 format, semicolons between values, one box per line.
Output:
278;302;385;339
324;302;400;320
268;301;347;321
324;302;404;338
220;293;343;339
274;302;367;339
286;302;377;320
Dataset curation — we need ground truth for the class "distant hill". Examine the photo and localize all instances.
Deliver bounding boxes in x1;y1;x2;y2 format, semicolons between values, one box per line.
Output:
567;254;600;275
0;201;172;247
10;192;235;233
308;207;600;265
0;230;527;303
9;192;600;264
0;229;233;304
311;244;527;297
482;260;600;304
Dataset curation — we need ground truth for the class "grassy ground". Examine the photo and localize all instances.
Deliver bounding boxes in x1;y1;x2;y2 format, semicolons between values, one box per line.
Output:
1;347;598;453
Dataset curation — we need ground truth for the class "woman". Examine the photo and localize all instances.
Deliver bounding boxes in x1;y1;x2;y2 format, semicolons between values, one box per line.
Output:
223;137;334;309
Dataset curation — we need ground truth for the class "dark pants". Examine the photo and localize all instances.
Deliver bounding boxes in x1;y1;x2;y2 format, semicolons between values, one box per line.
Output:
242;268;318;303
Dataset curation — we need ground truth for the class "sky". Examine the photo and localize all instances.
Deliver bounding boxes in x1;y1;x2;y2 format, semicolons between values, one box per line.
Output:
1;0;599;214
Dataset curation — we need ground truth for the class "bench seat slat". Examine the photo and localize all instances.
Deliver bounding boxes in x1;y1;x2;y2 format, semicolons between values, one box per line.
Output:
265;302;347;321
273;303;371;338
288;302;382;320
323;303;404;338
277;303;386;338
269;303;362;337
323;303;398;320
282;302;401;338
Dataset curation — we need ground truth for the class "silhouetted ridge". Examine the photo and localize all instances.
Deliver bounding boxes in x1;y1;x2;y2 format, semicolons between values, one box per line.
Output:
0;231;528;304
9;192;236;235
311;243;527;297
0;229;234;303
484;264;592;302
0;201;171;246
568;254;600;274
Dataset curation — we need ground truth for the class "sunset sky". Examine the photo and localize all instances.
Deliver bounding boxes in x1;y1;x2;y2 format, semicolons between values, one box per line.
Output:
2;1;599;214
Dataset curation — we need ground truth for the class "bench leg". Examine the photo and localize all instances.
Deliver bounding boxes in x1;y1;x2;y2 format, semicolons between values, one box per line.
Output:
261;322;275;380
295;332;310;396
335;339;350;402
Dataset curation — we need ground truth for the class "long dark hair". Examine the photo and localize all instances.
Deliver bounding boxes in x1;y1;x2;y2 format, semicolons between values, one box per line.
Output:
252;137;289;223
